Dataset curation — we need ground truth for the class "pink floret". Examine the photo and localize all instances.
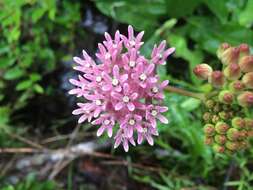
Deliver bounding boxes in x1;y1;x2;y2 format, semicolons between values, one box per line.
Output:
69;25;175;151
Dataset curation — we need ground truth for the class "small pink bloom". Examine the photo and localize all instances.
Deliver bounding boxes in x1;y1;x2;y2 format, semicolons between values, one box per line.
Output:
111;83;138;111
137;123;159;145
69;25;174;151
145;105;169;128
151;40;175;65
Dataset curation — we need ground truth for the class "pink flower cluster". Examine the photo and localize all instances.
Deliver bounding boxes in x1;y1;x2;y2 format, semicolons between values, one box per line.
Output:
69;25;175;152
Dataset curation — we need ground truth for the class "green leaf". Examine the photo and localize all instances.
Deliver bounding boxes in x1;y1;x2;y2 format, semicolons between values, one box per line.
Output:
0;106;10;125
168;33;203;84
4;67;24;80
166;0;201;18
0;57;16;69
29;73;42;82
239;0;253;27
33;84;44;94
203;0;229;23
16;80;33;91
180;98;201;111
95;0;166;32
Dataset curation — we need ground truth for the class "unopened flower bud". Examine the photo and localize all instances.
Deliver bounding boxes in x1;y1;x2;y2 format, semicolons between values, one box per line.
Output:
223;63;241;80
213;144;225;153
232;117;245;129
204;136;214;145
213;104;221;113
214;135;227;145
193;64;213;80
227;128;240;141
218;90;234;104
239;55;253;73
225;141;238;151
239;44;250;59
229;81;245;92
237;91;253;107
218;111;229;120
237;141;248;149
212;115;220;123
209;71;225;88
203;112;212;122
220;47;240;65
238;130;247;140
217;43;231;59
245;118;253;130
215;122;229;134
242;72;253;89
205;99;215;109
204;124;215;136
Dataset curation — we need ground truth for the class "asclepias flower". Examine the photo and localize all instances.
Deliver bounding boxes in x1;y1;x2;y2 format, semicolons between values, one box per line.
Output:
69;25;175;152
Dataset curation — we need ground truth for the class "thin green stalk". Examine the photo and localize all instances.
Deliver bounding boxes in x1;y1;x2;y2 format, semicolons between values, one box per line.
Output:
165;86;205;101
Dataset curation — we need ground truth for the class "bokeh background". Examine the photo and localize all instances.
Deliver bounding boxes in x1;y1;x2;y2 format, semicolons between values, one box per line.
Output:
0;0;253;189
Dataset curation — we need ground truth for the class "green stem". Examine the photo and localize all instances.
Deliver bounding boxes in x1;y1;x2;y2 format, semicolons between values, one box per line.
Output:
165;86;205;101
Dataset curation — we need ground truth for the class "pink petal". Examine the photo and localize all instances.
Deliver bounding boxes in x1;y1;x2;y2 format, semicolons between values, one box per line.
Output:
146;135;154;146
127;102;135;111
135;125;143;132
127;127;133;138
123;139;129;152
123;83;130;94
164;47;175;57
114;137;121;148
102;84;111;91
158;106;168;113
128;25;134;39
111;92;122;100
129;138;136;146
130;92;138;100
161;80;169;87
120;74;128;82
97;126;105;136
137;133;143;144
107;127;113;138
113;65;120;78
115;102;124;110
146;64;155;75
78;115;87;123
136;31;144;42
157;114;168;124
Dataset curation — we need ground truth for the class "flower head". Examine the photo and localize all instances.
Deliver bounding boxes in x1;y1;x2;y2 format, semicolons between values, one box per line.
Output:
69;25;174;151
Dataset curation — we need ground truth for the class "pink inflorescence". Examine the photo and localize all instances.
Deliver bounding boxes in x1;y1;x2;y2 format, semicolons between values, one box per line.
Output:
69;25;175;152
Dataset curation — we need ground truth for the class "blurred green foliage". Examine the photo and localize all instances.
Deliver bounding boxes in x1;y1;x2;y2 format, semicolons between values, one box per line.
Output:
0;0;82;126
0;0;253;189
1;174;59;190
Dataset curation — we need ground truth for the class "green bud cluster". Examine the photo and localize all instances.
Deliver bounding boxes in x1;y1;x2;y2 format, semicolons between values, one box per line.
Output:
194;43;253;154
202;103;253;154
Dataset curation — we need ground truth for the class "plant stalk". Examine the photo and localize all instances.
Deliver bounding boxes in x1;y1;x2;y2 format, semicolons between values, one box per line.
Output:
165;86;205;101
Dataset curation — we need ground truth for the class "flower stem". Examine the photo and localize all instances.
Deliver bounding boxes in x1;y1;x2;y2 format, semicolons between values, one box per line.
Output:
165;86;205;101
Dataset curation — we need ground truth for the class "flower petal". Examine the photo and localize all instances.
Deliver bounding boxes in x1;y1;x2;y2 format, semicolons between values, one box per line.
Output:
115;102;124;110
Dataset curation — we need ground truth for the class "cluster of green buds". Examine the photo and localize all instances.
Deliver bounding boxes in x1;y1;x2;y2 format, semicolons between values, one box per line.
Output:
193;43;253;154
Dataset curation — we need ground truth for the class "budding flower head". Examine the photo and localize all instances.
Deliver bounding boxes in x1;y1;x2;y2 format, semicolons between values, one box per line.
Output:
218;90;234;104
215;122;229;134
239;56;253;73
193;64;213;80
239;44;250;59
220;47;240;65
217;43;231;59
69;25;175;151
242;72;253;89
232;117;245;129
223;63;241;80
237;91;253;107
209;71;225;88
229;81;245;92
